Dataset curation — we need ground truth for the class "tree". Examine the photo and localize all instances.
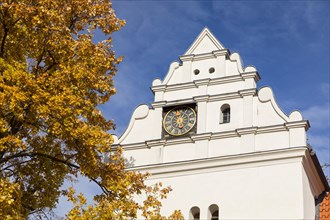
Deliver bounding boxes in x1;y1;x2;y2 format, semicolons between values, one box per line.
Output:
0;0;183;219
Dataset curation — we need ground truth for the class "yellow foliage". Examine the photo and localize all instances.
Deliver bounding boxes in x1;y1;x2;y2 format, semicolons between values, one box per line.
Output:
0;0;183;219
0;178;25;219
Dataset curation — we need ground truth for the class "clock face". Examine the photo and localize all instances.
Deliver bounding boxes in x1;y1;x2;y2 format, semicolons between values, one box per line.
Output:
163;106;197;136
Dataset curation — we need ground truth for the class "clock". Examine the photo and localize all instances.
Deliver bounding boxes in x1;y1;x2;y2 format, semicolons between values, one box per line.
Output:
163;106;197;136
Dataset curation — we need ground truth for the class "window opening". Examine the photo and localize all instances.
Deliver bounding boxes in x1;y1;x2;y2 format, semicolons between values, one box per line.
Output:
209;67;215;73
190;206;200;220
220;104;230;124
208;204;219;220
194;69;200;75
193;213;200;220
211;210;219;220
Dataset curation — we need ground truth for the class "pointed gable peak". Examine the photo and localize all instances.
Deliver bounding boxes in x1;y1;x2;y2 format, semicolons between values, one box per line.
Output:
184;27;225;55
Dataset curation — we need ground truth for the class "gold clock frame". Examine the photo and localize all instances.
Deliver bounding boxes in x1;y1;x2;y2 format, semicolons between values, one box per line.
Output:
162;106;197;136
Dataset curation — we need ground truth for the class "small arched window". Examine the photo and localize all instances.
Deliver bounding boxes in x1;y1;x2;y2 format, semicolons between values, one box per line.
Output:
220;104;230;124
208;204;219;220
190;206;200;220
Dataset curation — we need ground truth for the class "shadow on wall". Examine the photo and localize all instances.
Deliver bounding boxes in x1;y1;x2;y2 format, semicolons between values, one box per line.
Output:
125;156;136;168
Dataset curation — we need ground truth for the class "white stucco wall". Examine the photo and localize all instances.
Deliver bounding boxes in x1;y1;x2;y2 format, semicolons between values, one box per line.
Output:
139;157;305;219
302;165;316;219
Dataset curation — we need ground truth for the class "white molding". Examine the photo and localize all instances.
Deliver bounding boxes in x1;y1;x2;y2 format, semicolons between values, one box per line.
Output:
210;130;238;139
150;73;259;94
241;71;261;82
208;75;244;86
191;132;212;142
117;121;309;150
208;92;241;102
129;147;308;179
180;54;194;62
145;139;165;149
151;89;258;107
239;89;257;97
180;49;230;62
213;49;230;58
194;78;211;87
152;98;195;108
256;124;288;134
151;101;167;108
285;121;310;130
193;95;210;103
166;136;194;145
151;84;166;93
236;127;258;136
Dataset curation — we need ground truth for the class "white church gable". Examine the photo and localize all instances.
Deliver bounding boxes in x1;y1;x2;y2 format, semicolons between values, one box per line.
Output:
113;28;328;220
184;27;225;55
114;28;307;153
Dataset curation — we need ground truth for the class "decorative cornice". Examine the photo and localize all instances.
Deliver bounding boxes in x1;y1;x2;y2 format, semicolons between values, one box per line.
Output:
153;98;195;108
256;124;288;134
180;49;230;62
194;78;210;87
193;95;210;102
184;52;214;61
179;54;194;62
236;127;258;136
129;147;308;178
239;89;257;97
166;136;194;145
241;71;261;82
208;92;241;102
163;82;197;92
208;75;243;86
285;120;310;130
151;74;256;94
190;132;212;142
210;130;237;139
151;101;167;108
212;49;230;58
116;142;146;150
151;84;166;93
151;89;257;107
145;139;164;149
119;121;309;151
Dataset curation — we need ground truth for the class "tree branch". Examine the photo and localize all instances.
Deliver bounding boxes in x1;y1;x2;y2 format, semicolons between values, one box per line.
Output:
0;159;32;175
0;24;8;58
89;177;108;195
0;151;80;169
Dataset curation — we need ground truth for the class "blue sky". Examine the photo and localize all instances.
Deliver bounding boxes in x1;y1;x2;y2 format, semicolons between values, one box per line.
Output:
56;0;329;216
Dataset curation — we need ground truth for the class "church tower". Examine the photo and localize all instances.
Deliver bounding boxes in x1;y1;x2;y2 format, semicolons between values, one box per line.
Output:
113;28;329;219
